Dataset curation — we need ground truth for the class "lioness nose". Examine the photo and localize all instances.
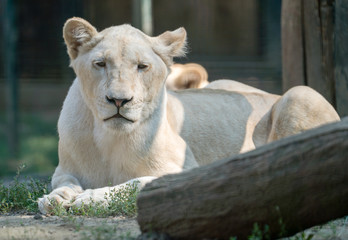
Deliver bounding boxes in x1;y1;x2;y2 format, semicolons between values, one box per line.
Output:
106;96;133;108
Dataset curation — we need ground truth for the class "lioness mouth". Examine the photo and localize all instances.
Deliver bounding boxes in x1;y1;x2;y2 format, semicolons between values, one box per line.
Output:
104;113;134;123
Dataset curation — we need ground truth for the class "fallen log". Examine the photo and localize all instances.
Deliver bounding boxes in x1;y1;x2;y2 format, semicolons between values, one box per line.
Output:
137;118;348;239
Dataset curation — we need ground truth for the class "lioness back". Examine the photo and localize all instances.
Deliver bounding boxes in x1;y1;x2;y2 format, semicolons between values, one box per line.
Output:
167;88;280;164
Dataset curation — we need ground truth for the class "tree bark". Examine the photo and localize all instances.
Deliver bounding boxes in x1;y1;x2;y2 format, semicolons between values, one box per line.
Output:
319;0;335;107
137;118;348;240
281;0;336;106
334;0;348;117
281;0;306;91
303;0;335;105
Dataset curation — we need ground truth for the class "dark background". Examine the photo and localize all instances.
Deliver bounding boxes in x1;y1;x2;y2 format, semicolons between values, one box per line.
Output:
0;0;281;176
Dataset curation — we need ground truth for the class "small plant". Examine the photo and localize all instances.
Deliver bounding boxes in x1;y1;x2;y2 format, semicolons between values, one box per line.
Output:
0;164;50;213
106;181;140;216
248;223;270;240
275;206;288;238
291;232;314;240
329;220;338;236
47;198;69;217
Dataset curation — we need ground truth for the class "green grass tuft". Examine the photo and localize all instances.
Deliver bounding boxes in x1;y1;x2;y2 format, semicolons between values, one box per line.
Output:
248;223;270;240
49;181;140;218
0;162;139;217
0;165;50;213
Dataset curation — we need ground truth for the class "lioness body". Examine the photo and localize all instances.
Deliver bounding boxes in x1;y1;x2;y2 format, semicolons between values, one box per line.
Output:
57;80;278;189
38;18;339;213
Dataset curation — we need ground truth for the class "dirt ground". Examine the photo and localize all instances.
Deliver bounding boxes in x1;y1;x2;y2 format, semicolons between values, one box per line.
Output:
289;217;348;240
0;214;347;240
0;214;140;240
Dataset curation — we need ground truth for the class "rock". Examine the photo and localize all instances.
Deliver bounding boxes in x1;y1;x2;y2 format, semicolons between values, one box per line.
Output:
34;214;43;220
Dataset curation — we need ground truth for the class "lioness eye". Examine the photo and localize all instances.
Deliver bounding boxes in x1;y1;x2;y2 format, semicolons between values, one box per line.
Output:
138;64;148;70
95;61;106;67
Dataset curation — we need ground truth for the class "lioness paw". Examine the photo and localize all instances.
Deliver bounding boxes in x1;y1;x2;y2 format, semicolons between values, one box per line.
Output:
73;188;110;208
38;186;78;214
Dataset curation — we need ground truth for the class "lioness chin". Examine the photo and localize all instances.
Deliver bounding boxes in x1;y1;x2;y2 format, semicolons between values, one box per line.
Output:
38;18;340;214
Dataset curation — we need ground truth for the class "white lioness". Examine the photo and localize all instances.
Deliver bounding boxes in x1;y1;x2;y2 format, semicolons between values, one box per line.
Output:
38;18;340;214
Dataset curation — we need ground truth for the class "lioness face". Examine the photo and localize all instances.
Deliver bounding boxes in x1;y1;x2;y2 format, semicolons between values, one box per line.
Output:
72;27;168;132
63;18;186;133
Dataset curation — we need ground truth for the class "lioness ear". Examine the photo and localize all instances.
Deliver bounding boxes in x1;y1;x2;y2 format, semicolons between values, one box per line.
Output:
152;27;187;65
63;17;98;59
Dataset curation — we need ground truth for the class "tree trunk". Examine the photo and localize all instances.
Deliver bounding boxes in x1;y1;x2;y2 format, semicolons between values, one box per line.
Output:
281;0;336;107
281;0;306;91
303;0;335;105
334;0;348;117
137;118;348;240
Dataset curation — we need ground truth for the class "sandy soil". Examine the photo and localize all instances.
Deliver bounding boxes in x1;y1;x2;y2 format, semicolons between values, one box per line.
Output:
0;214;140;240
0;214;347;240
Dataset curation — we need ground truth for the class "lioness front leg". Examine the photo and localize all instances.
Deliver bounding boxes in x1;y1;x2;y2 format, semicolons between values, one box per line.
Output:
38;170;83;214
73;176;157;207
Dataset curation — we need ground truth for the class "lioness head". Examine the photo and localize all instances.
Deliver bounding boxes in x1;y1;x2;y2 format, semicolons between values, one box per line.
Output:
63;17;186;132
